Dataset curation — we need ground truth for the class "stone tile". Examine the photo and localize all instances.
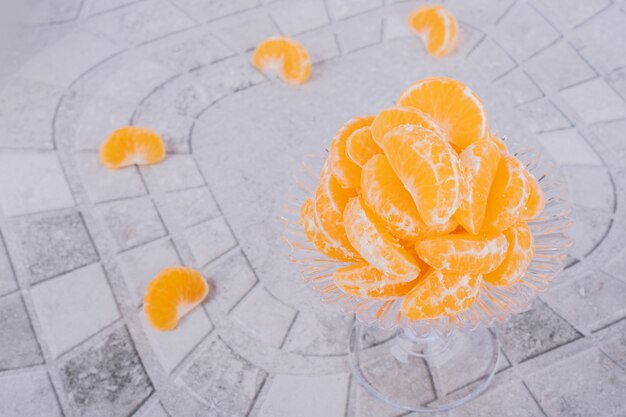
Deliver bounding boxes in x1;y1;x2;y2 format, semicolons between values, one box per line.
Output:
0;295;43;370
132;110;195;154
0;153;75;216
0;78;59;149
543;273;626;333
563;165;615;213
117;238;181;306
17;30;121;87
336;14;382;53
0;369;63;417
0;232;17;297
525;348;626;417
86;0;196;46
160;187;220;229
82;0;144;16
76;153;147;203
213;12;279;53
526;40;597;90
171;0;259;23
467;38;517;81
259;373;349;417
298;29;341;64
537;128;603;166
270;0;329;35
326;0;382;20
445;0;516;28
25;0;82;25
455;24;486;57
282;308;354;356
140;401;170;417
180;337;266;416
61;327;153;417
575;6;626;72
142;155;205;192
383;8;414;41
11;210;99;284
608;66;626;101
72;96;135;151
597;319;626;370
591;120;626;169
449;381;545;417
560;77;626;124
184;217;237;267
202;249;258;312
493;69;543;106
568;205;612;259
495;1;561;60
98;197;168;252
31;264;120;357
541;0;611;27
516;98;572;133
497;300;582;363
351;381;406;417
605;247;626;281
139;307;212;373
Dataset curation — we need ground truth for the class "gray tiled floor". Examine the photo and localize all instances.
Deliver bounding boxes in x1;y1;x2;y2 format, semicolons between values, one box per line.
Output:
1;0;626;416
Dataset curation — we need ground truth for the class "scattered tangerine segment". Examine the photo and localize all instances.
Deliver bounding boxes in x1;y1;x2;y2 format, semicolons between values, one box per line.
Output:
401;269;482;320
482;153;530;233
328;116;375;188
370;106;441;147
314;162;360;260
361;154;458;241
252;36;311;84
407;4;458;58
415;233;508;274
343;197;421;282
522;170;545;219
100;126;165;169
455;140;502;234
397;77;488;149
346;126;381;167
333;262;422;299
300;198;358;261
144;267;208;331
484;221;534;287
381;124;461;226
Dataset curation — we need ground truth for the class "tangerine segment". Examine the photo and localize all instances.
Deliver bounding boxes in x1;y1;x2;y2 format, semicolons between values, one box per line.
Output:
415;233;508;274
455;140;502;234
333;262;422;299
328;116;375;188
343;197;421;282
489;133;508;152
401;269;482;320
370;106;441;147
482;153;530;233
381;125;461;226
522;170;545;219
144;267;208;331
301;198;357;261
314;162;360;260
361;154;457;240
484;221;534;287
252;36;311;84
100;126;165;169
407;4;458;58
397;77;488;149
346;127;381;167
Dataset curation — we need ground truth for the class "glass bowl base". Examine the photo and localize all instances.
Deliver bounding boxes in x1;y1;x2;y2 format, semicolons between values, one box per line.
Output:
348;323;500;413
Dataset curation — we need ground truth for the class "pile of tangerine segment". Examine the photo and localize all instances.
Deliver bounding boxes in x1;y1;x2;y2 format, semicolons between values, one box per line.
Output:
300;76;545;321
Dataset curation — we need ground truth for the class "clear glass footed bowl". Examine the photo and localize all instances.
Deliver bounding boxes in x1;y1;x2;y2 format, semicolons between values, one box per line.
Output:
281;143;574;337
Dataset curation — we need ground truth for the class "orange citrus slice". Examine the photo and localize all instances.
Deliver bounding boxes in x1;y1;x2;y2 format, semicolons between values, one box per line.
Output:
252;36;311;84
381;124;461;226
484;221;534;287
144;267;208;331
343;197;421;281
314;162;360;260
489;133;508;152
100;126;165;169
397;77;488;149
401;269;482;320
300;198;358;261
407;4;458;58
328;115;375;188
522;170;545;219
455;140;502;234
333;262;422;299
361;154;457;240
414;233;508;274
482;153;530;233
346;126;381;167
370;106;441;147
